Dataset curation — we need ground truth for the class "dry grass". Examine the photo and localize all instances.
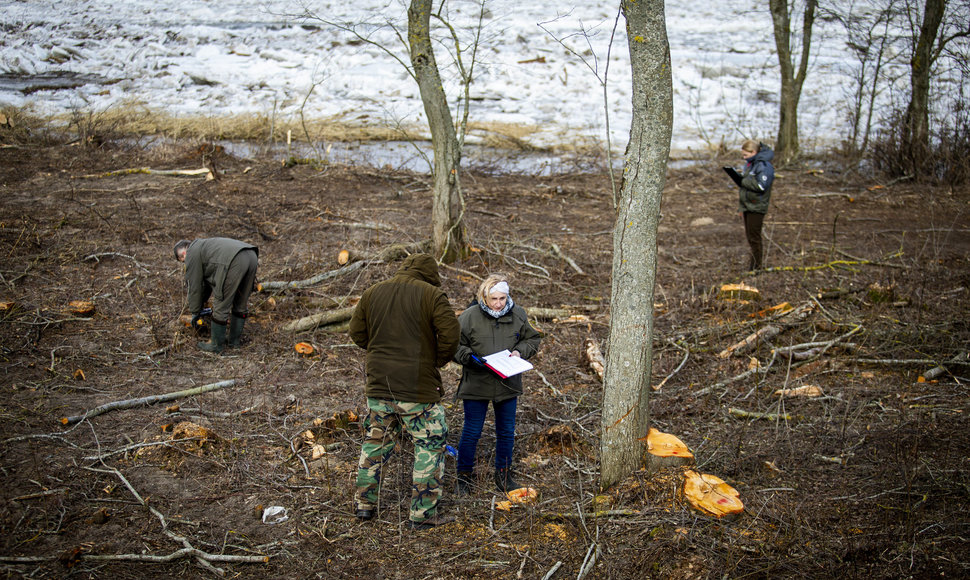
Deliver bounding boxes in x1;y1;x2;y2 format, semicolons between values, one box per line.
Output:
4;104;615;155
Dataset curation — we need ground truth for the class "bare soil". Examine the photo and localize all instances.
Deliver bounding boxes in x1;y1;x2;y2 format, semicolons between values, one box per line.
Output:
1;136;969;579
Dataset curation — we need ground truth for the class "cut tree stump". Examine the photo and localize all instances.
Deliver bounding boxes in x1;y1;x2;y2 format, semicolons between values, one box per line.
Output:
682;469;744;519
717;283;761;302
643;427;694;471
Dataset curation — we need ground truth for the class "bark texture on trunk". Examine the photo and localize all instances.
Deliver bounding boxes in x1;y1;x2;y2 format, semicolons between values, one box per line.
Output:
600;0;672;490
769;0;817;164
903;0;945;153
408;0;466;262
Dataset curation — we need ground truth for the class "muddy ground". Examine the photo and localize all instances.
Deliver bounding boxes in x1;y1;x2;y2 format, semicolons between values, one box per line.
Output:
1;136;969;579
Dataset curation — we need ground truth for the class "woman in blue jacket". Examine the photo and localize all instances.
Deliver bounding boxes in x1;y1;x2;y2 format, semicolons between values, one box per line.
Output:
736;140;775;271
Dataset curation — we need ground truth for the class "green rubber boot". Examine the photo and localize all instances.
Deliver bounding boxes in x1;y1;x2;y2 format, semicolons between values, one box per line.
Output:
199;319;227;353
227;316;246;348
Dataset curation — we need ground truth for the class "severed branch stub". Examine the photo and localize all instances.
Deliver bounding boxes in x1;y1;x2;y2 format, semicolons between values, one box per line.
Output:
583;338;605;382
259;260;368;291
61;379;237;425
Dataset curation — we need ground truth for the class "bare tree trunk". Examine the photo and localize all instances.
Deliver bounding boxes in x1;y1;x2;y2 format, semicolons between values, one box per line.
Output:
769;0;818;164
600;0;672;490
408;0;467;262
903;0;945;154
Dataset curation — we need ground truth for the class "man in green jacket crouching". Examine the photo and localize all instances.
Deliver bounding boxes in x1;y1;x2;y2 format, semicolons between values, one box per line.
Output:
174;237;258;353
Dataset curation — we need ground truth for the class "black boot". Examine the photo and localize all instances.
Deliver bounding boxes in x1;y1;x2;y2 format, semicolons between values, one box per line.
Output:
227;315;246;348
495;468;519;493
199;319;227;353
457;471;473;495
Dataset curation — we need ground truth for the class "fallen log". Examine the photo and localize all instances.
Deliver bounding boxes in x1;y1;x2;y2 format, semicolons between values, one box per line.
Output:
529;307;584;320
259;241;429;291
728;407;791;421
284;306;589;333
922;352;970;380
62;379;237;425
259;260;368;291
318;322;350;333
773;324;863;363
282;307;355;333
82;167;214;180
764;254;904;273
718;324;782;359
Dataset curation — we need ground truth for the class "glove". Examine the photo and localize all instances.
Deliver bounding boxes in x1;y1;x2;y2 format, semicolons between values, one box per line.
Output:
192;307;213;327
468;352;487;369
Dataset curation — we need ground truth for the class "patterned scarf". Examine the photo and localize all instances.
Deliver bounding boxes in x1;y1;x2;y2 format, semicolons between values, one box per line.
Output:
480;296;514;319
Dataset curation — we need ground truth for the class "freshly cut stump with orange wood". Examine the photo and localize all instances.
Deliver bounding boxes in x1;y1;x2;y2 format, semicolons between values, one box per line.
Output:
682;469;744;519
643;427;694;471
68;300;95;316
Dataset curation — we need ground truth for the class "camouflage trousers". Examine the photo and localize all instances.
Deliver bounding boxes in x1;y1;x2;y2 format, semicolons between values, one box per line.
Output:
355;398;448;522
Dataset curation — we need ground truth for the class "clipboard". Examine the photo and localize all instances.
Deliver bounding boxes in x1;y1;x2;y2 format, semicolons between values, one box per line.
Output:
481;349;534;378
723;166;743;187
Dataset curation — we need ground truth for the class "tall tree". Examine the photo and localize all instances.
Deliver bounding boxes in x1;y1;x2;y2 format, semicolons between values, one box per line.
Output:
408;0;467;262
299;1;474;262
600;0;673;489
769;0;818;164
902;0;945;155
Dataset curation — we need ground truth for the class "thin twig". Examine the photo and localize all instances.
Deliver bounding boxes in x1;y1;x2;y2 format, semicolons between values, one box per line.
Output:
654;340;689;391
83;252;150;272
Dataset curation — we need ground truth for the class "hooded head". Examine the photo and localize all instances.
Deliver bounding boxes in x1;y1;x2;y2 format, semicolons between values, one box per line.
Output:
397;253;442;286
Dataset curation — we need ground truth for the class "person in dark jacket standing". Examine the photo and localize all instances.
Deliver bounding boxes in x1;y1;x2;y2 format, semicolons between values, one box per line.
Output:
174;237;258;353
735;140;775;271
349;253;461;531
453;274;541;494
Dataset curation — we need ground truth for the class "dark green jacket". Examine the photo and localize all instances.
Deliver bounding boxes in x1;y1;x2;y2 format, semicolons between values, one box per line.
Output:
184;237;258;314
349;254;460;403
454;302;541;402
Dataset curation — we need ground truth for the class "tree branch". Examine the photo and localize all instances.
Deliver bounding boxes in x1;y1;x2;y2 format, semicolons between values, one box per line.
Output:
62;379;237;425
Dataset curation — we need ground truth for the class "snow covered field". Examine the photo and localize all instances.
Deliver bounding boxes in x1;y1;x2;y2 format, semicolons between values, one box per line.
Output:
0;0;857;157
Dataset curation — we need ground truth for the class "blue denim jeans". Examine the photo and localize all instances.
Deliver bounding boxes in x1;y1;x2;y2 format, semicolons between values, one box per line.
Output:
457;397;517;472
